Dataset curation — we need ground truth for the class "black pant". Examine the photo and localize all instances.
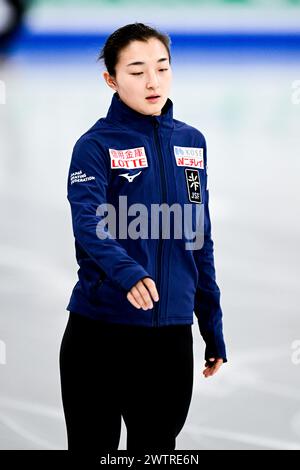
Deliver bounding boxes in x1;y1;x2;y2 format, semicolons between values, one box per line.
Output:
59;311;194;453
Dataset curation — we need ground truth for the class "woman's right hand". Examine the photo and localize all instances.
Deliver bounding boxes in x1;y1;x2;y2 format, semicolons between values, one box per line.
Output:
127;277;159;310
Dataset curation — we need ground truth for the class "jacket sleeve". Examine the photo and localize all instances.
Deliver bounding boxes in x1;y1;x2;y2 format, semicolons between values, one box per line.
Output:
193;136;228;363
67;136;152;292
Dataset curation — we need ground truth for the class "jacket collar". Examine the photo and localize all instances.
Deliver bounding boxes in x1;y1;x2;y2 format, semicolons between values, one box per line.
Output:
105;91;174;134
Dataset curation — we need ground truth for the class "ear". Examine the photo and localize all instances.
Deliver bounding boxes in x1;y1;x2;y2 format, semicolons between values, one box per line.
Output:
102;71;117;91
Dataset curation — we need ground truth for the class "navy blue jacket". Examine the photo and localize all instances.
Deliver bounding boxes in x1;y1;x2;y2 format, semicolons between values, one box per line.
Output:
66;91;227;363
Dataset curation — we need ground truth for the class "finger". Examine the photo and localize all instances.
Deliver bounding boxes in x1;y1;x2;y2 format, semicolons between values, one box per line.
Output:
203;361;222;377
131;286;148;309
213;361;223;373
205;358;216;368
204;368;215;378
203;359;217;377
127;291;141;310
211;359;223;373
203;369;212;378
142;278;159;302
135;281;153;308
203;367;212;377
131;285;152;309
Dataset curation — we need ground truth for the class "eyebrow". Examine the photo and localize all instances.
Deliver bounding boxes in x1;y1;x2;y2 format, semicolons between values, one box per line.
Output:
126;57;169;67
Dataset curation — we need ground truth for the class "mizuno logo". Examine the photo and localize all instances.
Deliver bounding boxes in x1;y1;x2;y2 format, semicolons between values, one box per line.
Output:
119;171;142;182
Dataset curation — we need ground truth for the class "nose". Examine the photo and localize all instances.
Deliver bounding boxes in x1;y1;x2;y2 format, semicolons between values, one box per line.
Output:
146;70;159;89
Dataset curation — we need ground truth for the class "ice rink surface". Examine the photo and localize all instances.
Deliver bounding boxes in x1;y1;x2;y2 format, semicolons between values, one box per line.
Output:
0;52;300;450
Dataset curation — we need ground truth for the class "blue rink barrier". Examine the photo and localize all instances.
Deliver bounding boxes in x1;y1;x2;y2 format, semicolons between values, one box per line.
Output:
5;27;300;62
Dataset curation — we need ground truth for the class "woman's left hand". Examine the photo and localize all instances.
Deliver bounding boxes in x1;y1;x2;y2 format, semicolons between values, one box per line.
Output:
203;357;223;378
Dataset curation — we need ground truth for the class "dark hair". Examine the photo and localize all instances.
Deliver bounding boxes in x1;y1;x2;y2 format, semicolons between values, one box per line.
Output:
97;22;172;77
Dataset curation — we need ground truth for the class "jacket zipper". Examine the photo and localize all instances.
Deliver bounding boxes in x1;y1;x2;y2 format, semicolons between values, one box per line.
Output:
152;119;167;327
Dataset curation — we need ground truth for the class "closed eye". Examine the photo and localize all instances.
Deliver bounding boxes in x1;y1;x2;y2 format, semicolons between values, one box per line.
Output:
131;69;169;76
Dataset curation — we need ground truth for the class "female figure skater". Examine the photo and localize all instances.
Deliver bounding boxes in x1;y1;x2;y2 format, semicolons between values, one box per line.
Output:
59;22;227;454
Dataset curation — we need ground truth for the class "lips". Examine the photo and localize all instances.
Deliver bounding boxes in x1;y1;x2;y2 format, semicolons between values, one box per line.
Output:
146;95;160;99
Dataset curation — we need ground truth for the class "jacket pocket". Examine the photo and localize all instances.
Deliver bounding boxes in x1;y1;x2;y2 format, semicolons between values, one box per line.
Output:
91;274;107;299
78;266;107;303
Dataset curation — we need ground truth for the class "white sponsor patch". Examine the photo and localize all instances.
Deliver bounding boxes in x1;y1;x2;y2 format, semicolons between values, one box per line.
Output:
109;146;148;169
173;146;204;169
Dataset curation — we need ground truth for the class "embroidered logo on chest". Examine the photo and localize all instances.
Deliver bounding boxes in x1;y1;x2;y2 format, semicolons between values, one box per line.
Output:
119;171;142;182
174;146;204;169
109;147;148;169
185;169;202;204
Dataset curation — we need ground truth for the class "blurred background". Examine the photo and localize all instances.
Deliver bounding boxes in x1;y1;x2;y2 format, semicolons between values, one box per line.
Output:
0;0;300;451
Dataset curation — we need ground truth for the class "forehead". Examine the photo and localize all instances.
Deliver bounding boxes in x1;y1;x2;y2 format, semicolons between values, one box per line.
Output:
118;38;169;64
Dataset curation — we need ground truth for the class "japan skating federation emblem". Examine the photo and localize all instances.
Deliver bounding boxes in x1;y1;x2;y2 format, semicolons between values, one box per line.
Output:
185;169;202;203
